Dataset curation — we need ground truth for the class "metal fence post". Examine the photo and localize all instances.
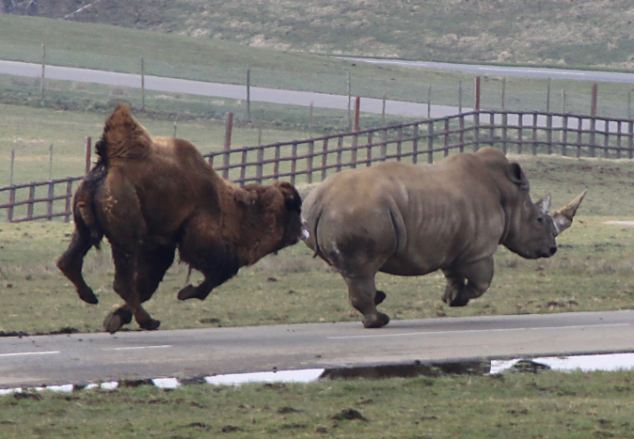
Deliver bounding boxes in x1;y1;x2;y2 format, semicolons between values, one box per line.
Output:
223;112;233;179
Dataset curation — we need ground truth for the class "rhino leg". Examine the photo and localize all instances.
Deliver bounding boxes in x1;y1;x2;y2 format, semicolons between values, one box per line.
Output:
344;275;390;328
442;258;494;307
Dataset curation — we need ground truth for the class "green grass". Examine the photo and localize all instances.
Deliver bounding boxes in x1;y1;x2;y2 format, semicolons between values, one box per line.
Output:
12;0;634;71
1;154;633;335
1;371;633;438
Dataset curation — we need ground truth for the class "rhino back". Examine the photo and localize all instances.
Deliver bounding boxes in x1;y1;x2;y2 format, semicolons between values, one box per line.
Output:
305;157;506;276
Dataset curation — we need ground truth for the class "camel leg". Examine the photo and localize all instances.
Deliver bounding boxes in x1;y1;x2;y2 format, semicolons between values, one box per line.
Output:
442;257;494;307
103;246;174;333
344;274;390;328
57;226;99;304
176;215;240;301
99;171;149;333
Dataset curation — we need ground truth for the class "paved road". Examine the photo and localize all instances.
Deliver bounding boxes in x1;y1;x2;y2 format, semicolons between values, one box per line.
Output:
1;310;632;388
345;57;634;84
0;59;463;119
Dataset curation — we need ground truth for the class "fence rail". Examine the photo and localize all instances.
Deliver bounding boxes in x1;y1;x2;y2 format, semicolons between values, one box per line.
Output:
2;110;633;223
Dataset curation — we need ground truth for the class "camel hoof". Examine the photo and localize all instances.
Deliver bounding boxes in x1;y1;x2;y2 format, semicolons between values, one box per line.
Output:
362;312;390;329
103;308;132;334
177;284;198;301
443;293;470;307
139;318;161;331
374;290;387;305
78;288;99;305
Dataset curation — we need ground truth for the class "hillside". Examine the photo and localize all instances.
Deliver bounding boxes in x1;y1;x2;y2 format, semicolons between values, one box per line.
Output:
3;0;634;70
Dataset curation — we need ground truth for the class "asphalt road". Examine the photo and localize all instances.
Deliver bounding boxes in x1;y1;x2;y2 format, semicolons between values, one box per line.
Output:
1;310;633;388
0;59;462;119
345;57;634;84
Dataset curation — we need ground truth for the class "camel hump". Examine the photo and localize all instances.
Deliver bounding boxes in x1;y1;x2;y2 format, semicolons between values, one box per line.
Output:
97;104;152;162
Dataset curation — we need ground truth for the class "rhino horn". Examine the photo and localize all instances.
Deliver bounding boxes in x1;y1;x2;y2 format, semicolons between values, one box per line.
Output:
551;190;587;236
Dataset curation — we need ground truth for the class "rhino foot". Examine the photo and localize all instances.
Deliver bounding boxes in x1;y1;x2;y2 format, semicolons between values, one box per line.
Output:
375;290;387;305
103;307;133;334
362;312;390;329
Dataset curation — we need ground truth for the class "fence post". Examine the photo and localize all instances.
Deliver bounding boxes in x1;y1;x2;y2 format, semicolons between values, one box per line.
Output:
546;114;553;154
627;120;634;159
246;67;251;123
47;181;54;220
502;112;508;154
474;76;481;111
9;149;15;185
8;187;15;222
321;138;329;180
590;83;598;157
628;90;632;120
546;78;551;113
84;137;92;175
427;84;432;118
65;179;73;222
381;93;386;125
444;117;450;157
501;78;506;111
48;144;54;180
140;56;145;111
27;185;35;220
412;124;419;164
307;140;315;183
290;142;298;185
427;121;434;163
40;43;46;102
354;96;361;132
562;115;569;156
256;146;264;184
346;71;352;130
562;89;567;113
223;112;233;179
458;81;463;113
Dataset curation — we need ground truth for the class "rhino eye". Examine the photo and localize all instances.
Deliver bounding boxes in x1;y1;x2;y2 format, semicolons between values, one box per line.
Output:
536;216;545;224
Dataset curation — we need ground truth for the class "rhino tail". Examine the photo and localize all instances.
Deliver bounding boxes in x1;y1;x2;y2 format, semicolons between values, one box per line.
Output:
97;104;152;164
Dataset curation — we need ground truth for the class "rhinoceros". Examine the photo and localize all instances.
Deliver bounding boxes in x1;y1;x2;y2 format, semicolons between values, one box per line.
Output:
301;147;586;328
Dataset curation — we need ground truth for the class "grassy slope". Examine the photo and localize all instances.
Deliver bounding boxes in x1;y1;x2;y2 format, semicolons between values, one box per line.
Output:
18;0;634;70
1;372;633;438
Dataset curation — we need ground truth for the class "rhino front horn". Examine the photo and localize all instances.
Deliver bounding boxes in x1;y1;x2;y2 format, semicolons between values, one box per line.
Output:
552;190;587;236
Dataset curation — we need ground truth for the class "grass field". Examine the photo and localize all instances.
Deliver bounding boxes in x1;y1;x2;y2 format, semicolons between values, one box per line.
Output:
1;371;633;438
1;14;634;120
10;0;634;71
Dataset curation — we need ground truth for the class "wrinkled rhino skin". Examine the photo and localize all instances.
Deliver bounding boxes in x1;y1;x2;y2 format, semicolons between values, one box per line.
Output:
302;148;584;328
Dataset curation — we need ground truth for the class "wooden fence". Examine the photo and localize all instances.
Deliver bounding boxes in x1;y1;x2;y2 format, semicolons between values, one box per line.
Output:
2;110;633;223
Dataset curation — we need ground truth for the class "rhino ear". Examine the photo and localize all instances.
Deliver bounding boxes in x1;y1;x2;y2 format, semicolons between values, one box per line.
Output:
535;194;552;214
506;162;530;191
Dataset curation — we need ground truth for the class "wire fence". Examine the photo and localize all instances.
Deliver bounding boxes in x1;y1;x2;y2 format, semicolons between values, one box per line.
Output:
1;109;633;223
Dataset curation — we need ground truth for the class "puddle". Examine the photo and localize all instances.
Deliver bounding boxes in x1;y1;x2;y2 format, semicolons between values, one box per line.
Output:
2;353;634;394
205;368;324;386
491;352;634;374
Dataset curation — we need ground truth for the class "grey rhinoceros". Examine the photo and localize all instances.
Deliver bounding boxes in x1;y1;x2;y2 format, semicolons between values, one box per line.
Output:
301;147;586;328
